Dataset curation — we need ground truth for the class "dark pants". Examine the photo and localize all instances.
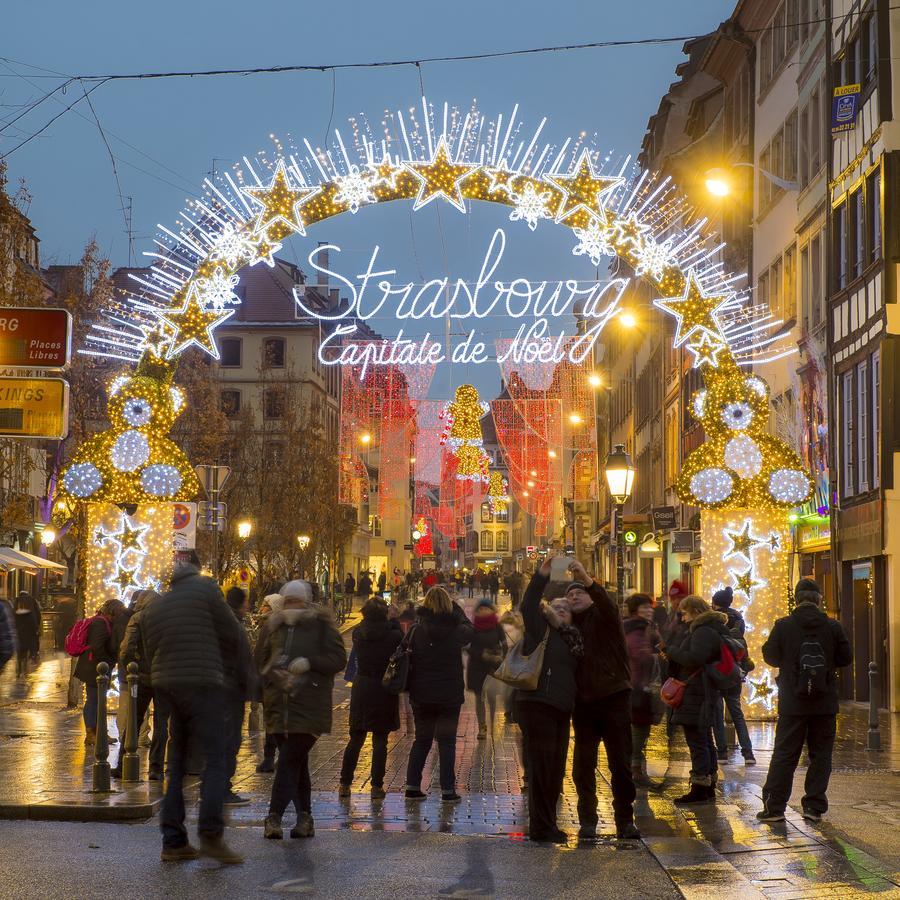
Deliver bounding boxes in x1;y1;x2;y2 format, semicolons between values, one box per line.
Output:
261;731;278;764
517;701;570;839
682;723;717;785
713;684;753;755
340;729;389;787
16;648;29;677
762;714;837;815
406;703;461;792
269;733;318;819
572;690;636;828
157;686;227;848
225;694;245;791
149;696;169;776
83;682;98;730
113;683;153;770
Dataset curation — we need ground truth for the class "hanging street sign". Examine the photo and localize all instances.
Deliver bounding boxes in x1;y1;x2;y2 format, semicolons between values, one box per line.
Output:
651;506;677;532
0;377;69;439
831;83;861;134
0;308;72;369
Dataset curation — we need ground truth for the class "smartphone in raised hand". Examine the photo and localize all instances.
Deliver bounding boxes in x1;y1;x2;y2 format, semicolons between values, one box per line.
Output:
550;555;572;582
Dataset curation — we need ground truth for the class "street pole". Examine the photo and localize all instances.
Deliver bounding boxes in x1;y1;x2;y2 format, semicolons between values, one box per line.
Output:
211;458;220;578
616;502;625;605
92;662;111;792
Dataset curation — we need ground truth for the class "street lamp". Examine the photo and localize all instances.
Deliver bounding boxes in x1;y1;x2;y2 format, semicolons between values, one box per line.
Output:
704;163;799;198
605;443;635;604
618;310;637;329
359;432;372;446
40;527;56;546
297;534;311;550
237;519;253;541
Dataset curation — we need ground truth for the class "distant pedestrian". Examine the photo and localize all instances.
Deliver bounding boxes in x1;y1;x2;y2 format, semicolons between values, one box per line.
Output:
710;587;755;764
54;594;77;651
516;553;583;843
12;592;41;678
141;554;243;864
404;587;473;803
488;571;500;605
358;571;373;599
0;598;17;673
223;586;256;806
467;572;475;599
259;580;346;840
377;569;387;598
74;598;125;745
252;593;285;773
623;593;661;786
505;571;523;610
665;595;730;805
344;573;355;597
757;579;852;824
339;599;403;799
466;598;506;740
567;560;639;840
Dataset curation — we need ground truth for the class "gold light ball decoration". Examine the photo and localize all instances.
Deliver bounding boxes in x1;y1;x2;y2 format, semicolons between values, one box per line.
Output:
85;503;174;613
700;508;790;718
488;471;509;513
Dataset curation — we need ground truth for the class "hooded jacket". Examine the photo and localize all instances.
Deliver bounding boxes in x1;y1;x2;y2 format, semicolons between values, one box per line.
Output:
260;606;347;734
118;591;155;688
74;614;117;683
141;564;241;690
666;609;730;727
407;603;473;707
762;601;852;716
571;579;631;704
348;613;402;733
466;613;507;695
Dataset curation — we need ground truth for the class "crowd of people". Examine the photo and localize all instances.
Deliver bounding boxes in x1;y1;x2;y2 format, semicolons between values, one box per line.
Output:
0;548;854;862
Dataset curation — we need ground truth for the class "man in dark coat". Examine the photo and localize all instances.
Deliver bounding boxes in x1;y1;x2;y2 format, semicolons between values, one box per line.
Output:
141;556;242;864
223;586;255;806
339;599;403;798
565;560;638;840
757;578;852;824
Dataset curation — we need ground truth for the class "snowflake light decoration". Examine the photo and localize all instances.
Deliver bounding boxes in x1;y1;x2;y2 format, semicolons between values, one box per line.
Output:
210;222;254;269
508;182;551;231
195;266;241;312
633;235;677;280
571;220;615;266
333;165;376;213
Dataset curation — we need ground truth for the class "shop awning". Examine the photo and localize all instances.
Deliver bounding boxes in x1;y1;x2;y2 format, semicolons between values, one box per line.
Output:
0;547;67;571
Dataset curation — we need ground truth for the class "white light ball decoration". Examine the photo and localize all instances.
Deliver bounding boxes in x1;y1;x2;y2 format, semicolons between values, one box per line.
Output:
768;469;810;504
721;401;753;430
745;376;767;398
690;467;734;504
141;464;183;497
63;463;103;498
724;434;763;479
111;430;151;472
122;397;153;427
693;390;706;419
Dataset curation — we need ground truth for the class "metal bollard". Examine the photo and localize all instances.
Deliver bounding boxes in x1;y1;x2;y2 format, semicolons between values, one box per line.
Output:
92;662;111;792
121;662;141;782
867;661;881;751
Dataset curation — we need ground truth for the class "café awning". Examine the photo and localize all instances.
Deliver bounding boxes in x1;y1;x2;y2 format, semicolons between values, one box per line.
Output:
0;547;67;571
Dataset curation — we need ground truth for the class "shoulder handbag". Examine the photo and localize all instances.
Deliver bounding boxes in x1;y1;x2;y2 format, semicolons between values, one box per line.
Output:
659;669;697;709
382;624;416;695
490;627;549;691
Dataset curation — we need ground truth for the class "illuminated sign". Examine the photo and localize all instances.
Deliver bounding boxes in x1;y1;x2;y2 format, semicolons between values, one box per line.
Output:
296;228;629;378
0;376;69;439
0;308;72;369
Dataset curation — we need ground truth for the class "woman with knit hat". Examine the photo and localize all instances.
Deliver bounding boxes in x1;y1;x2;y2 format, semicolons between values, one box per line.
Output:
466;598;507;740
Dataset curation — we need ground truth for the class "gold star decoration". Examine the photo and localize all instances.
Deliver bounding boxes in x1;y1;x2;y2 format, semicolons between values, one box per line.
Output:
725;520;759;562
241;159;320;238
768;532;781;552
247;233;282;268
366;153;402;191
686;330;727;368
733;565;764;598
160;283;236;360
485;164;518;196
107;564;140;594
653;270;730;348
546;148;622;224
747;672;775;704
404;136;481;213
138;319;176;358
611;214;651;249
110;515;149;553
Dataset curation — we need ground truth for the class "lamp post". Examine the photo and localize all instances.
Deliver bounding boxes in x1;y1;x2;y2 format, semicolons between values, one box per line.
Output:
237;519;253;571
605;443;635;604
40;526;56;604
297;533;311;579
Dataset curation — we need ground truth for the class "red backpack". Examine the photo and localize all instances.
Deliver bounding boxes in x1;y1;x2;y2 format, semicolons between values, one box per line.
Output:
64;615;109;657
706;634;746;690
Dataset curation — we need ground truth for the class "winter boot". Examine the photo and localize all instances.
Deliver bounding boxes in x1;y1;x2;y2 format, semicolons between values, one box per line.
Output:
673;783;712;805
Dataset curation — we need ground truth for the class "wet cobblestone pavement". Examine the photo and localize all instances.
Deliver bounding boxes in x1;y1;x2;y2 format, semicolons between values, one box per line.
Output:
2;614;899;898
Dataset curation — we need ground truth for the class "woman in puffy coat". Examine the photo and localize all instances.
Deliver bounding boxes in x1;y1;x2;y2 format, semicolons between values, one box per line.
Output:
664;594;730;805
466;598;507;740
259;580;347;839
404;587;473;803
339;599;402;799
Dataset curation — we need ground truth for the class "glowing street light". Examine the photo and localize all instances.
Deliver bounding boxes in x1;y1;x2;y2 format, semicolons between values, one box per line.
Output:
568;412;583;426
588;373;603;388
704;168;731;197
618;310;637;329
548;449;557;459
359;432;372;445
237;519;253;540
297;534;311;550
40;527;57;546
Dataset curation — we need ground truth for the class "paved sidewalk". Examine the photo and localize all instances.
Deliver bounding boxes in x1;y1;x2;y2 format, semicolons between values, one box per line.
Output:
2;618;899;898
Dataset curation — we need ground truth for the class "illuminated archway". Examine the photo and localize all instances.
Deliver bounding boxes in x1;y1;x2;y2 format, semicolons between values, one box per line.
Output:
58;101;811;713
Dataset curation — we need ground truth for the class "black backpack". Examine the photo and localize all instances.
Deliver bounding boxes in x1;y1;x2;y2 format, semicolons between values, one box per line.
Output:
795;626;829;699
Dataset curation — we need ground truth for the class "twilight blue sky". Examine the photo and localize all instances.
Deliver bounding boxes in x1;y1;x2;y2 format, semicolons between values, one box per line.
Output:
2;0;733;395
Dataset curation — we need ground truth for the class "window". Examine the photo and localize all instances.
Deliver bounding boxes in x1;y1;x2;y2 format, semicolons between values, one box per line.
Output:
495;505;509;524
263;337;285;368
480;531;493;552
220;389;241;418
264;388;285;419
800;243;811;329
850;189;864;279
760;1;799;90
758;110;797;212
800;86;823;188
481;502;493;524
842;370;854;497
757;270;769;316
219;337;242;368
496;531;509;552
783;245;796;323
873;350;881;488
857;360;869;492
770;257;783;321
665;405;679;488
810;233;823;327
369;515;382;537
783;110;798;184
865;15;877;86
867;170;881;264
833;203;847;290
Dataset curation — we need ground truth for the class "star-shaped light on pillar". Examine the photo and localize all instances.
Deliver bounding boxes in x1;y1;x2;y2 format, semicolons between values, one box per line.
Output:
653;270;731;348
746;670;776;706
106;563;141;596
161;284;235;360
241;159;320;238
546;148;622;224
403;136;481;213
106;515;149;555
725;520;759;563
733;565;764;598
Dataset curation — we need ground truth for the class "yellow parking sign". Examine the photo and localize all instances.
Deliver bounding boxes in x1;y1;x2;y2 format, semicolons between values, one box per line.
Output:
0;377;69;439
